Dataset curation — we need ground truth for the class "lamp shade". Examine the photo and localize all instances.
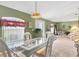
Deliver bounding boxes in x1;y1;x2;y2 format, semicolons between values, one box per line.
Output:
31;12;41;18
70;26;79;32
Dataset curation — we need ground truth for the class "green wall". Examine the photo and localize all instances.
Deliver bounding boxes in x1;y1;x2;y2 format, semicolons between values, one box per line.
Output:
0;5;33;22
0;5;54;38
55;21;78;32
0;5;34;37
45;20;55;31
1;5;78;37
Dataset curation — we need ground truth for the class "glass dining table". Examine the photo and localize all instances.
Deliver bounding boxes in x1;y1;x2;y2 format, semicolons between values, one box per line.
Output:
11;37;47;57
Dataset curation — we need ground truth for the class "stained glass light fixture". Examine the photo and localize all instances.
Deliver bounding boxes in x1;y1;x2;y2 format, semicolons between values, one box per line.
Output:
31;1;41;19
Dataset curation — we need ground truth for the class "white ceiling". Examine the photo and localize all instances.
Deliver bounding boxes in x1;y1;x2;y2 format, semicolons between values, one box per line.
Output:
0;1;79;22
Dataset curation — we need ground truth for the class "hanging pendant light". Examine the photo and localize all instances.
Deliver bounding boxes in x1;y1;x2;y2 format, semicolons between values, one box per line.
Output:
31;1;41;19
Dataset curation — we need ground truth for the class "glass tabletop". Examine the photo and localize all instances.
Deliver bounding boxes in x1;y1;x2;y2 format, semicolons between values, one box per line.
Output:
21;37;47;50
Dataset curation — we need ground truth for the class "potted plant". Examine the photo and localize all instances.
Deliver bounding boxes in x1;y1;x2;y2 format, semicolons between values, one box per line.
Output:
32;28;42;38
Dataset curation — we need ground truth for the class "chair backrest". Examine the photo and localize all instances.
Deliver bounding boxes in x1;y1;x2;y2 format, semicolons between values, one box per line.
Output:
46;31;53;39
45;35;56;57
0;38;12;57
24;32;32;40
0;38;19;57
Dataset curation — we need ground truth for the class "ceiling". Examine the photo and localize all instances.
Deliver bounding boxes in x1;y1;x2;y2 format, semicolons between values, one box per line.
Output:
0;1;79;22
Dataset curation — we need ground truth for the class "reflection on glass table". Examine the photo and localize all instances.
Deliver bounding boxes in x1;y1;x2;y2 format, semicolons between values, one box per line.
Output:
21;38;47;51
